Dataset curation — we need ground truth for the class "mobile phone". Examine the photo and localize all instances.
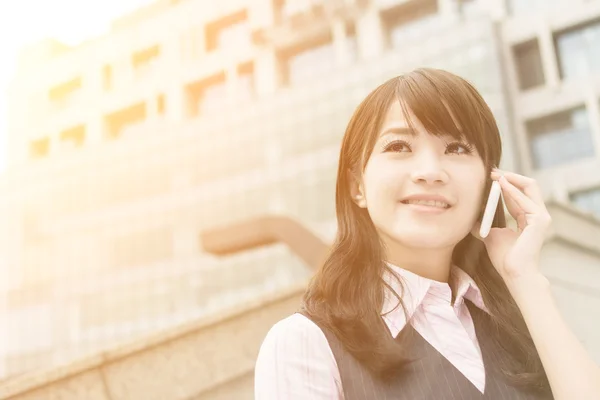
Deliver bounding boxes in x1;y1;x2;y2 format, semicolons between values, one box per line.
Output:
479;180;502;239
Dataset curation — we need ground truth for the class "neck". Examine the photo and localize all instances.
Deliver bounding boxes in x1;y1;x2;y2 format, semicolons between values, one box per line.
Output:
384;241;454;282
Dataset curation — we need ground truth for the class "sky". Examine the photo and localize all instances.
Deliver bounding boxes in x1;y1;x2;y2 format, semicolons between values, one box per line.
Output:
0;0;155;174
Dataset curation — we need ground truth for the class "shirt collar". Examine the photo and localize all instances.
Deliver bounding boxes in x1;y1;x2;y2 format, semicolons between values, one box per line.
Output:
381;262;489;338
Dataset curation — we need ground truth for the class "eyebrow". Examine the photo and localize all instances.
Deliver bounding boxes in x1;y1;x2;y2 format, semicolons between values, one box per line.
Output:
378;126;416;139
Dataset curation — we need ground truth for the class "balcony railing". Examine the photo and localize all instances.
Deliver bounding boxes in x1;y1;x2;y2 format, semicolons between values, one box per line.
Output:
252;0;366;46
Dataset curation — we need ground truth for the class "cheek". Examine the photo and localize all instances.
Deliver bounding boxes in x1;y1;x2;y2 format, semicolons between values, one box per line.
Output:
464;179;488;220
364;157;392;195
363;166;400;206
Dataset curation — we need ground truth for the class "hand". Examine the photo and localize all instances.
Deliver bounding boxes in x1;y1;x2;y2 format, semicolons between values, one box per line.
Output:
472;169;553;288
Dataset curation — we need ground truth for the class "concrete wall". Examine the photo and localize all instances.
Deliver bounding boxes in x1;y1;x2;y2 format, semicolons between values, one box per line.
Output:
1;203;599;399
0;283;306;400
541;240;600;364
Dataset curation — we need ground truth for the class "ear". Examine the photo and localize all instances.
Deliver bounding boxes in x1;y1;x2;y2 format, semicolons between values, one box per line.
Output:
347;168;367;208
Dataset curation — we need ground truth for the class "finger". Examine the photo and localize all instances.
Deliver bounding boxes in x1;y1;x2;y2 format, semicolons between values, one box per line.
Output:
500;187;527;231
471;222;512;246
492;169;544;205
498;176;539;214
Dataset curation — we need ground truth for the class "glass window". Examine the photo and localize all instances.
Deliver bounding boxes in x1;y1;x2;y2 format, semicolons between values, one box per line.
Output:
526;106;595;169
216;20;252;51
513;39;545;90
376;0;405;9
508;0;561;16
570;187;600;219
103;65;112;90
59;124;86;149
132;45;160;78
104;102;146;140
383;0;439;50
199;81;228;114
295;167;336;221
236;63;254;102
48;76;82;110
29;137;50;159
460;0;483;17
287;40;336;85
6;305;54;354
156;94;165;114
389;14;438;48
111;227;173;268
508;0;537;15
205;10;250;53
281;0;312;18
346;23;358;63
555;19;600;80
186;73;227;117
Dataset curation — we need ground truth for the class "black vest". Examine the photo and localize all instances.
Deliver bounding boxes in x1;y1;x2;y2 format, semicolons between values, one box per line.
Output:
299;301;553;399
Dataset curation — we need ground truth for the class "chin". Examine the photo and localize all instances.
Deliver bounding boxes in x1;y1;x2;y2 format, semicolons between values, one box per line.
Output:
400;235;455;249
387;227;464;249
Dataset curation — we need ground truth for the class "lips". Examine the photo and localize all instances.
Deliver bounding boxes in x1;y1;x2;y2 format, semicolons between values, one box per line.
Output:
400;194;453;209
401;199;450;209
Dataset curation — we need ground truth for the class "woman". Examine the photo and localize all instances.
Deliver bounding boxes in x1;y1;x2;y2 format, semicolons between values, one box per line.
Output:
254;68;600;399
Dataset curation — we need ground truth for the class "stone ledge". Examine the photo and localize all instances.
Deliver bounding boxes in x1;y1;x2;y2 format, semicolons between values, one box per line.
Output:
545;200;600;256
0;280;308;400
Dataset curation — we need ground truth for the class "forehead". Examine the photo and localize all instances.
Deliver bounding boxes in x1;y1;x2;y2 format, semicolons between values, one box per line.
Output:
381;101;408;129
377;101;424;140
377;99;465;141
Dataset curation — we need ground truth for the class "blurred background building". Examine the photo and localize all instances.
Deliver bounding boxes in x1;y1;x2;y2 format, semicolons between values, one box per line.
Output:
0;0;599;398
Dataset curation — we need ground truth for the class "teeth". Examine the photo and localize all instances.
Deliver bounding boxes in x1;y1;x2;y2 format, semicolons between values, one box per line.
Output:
405;200;449;208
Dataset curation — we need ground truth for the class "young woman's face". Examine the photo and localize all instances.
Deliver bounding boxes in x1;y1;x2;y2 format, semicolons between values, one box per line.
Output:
354;101;487;250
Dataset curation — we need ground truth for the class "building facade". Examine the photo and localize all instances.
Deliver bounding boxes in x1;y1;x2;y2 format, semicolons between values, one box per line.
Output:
1;0;599;381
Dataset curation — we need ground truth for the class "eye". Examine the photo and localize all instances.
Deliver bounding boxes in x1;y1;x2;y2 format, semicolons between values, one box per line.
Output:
383;140;412;153
445;141;474;155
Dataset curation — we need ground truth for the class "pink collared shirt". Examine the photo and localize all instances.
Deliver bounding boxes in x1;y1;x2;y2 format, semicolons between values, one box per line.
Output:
254;264;490;399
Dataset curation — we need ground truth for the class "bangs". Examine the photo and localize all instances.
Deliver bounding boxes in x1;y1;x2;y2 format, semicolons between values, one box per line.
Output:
394;69;499;167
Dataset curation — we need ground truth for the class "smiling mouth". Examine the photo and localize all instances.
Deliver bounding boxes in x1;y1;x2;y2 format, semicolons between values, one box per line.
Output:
400;200;451;209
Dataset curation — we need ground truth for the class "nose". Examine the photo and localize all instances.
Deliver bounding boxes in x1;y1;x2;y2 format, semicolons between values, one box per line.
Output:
410;153;448;185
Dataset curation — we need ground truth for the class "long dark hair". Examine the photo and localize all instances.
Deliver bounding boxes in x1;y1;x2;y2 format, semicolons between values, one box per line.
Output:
302;68;550;391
